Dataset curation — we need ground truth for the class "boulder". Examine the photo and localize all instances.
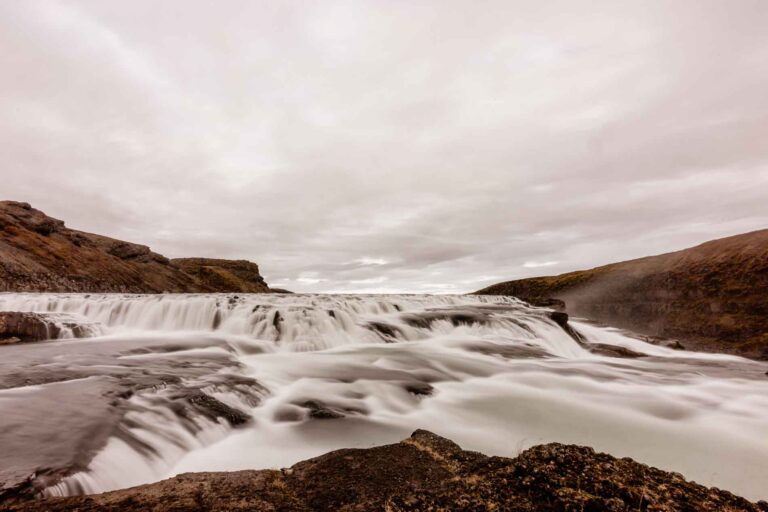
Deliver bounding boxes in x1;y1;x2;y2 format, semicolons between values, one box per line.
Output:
107;242;151;260
0;312;92;343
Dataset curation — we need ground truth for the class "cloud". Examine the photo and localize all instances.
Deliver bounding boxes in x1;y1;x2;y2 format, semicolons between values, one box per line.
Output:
523;261;559;269
354;257;389;266
1;0;767;293
350;277;388;285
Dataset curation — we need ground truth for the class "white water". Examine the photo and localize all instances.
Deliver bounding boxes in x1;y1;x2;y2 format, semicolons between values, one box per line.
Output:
1;293;766;501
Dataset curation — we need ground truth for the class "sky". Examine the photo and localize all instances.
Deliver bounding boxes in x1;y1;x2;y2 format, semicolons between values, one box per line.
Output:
1;0;767;293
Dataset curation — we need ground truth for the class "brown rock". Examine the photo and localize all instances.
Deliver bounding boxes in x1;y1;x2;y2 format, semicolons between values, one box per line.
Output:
170;258;270;294
3;430;764;511
0;312;91;343
0;201;278;293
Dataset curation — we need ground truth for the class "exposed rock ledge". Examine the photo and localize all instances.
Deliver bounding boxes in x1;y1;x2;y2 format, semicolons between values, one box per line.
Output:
0;312;94;344
6;430;766;511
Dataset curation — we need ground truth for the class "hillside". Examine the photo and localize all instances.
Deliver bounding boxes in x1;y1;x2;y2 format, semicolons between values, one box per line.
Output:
0;201;275;293
5;430;764;511
476;230;768;358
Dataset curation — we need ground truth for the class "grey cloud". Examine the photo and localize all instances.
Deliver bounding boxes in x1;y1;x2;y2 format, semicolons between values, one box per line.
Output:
1;0;767;293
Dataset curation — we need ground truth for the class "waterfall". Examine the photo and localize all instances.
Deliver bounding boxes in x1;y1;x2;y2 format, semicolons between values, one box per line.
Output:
1;293;766;502
0;293;585;355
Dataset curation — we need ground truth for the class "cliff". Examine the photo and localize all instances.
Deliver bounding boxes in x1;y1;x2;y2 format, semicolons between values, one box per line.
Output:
0;201;274;293
170;258;269;293
476;230;768;358
5;430;765;511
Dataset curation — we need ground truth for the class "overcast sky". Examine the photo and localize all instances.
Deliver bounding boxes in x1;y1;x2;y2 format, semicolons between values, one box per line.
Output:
1;0;767;293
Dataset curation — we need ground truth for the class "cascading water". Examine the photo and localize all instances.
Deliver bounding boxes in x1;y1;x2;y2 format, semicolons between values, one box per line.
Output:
0;293;766;501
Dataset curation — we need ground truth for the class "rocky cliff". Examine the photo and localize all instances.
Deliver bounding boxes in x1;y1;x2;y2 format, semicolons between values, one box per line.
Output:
5;430;765;511
0;201;275;293
476;230;768;358
170;258;269;293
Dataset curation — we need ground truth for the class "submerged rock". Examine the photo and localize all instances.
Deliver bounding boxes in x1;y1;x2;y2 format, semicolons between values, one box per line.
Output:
547;310;587;343
401;309;492;328
296;399;368;419
586;342;646;358
5;430;765;511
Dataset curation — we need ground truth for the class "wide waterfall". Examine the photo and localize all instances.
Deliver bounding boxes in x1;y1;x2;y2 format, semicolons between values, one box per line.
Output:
1;293;767;501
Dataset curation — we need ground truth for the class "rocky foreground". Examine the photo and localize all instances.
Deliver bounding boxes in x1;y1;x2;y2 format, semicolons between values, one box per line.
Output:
477;230;768;359
4;430;766;512
0;201;280;293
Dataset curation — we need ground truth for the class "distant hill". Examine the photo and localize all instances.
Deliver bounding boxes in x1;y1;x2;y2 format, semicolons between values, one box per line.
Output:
0;201;280;293
476;230;768;358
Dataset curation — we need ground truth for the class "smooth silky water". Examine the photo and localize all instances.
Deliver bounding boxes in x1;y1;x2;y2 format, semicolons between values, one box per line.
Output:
0;293;766;500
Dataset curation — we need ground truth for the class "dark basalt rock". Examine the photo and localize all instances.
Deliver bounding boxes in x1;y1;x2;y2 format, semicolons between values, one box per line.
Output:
547;310;587;343
366;321;403;341
403;382;434;396
548;310;570;328
464;341;551;359
4;430;765;511
299;400;345;419
296;400;368;419
401;309;492;328
587;343;645;358
170;390;252;427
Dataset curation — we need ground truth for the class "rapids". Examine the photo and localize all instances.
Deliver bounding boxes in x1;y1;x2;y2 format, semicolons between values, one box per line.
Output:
0;293;766;501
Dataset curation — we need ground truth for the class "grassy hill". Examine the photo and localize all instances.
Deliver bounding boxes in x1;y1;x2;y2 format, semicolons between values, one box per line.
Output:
477;230;768;358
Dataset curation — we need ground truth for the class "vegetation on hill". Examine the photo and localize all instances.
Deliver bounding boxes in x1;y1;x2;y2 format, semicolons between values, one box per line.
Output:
477;230;768;358
0;201;276;293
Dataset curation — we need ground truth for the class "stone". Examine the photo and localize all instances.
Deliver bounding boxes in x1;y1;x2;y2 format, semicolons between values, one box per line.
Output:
0;312;93;343
3;430;764;511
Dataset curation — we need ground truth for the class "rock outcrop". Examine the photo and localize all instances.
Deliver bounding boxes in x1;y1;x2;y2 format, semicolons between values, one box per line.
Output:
0;312;93;344
477;229;768;359
4;430;765;511
170;258;269;293
0;201;280;293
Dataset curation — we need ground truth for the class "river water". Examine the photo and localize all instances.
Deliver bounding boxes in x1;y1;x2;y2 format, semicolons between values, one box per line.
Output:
0;293;766;501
